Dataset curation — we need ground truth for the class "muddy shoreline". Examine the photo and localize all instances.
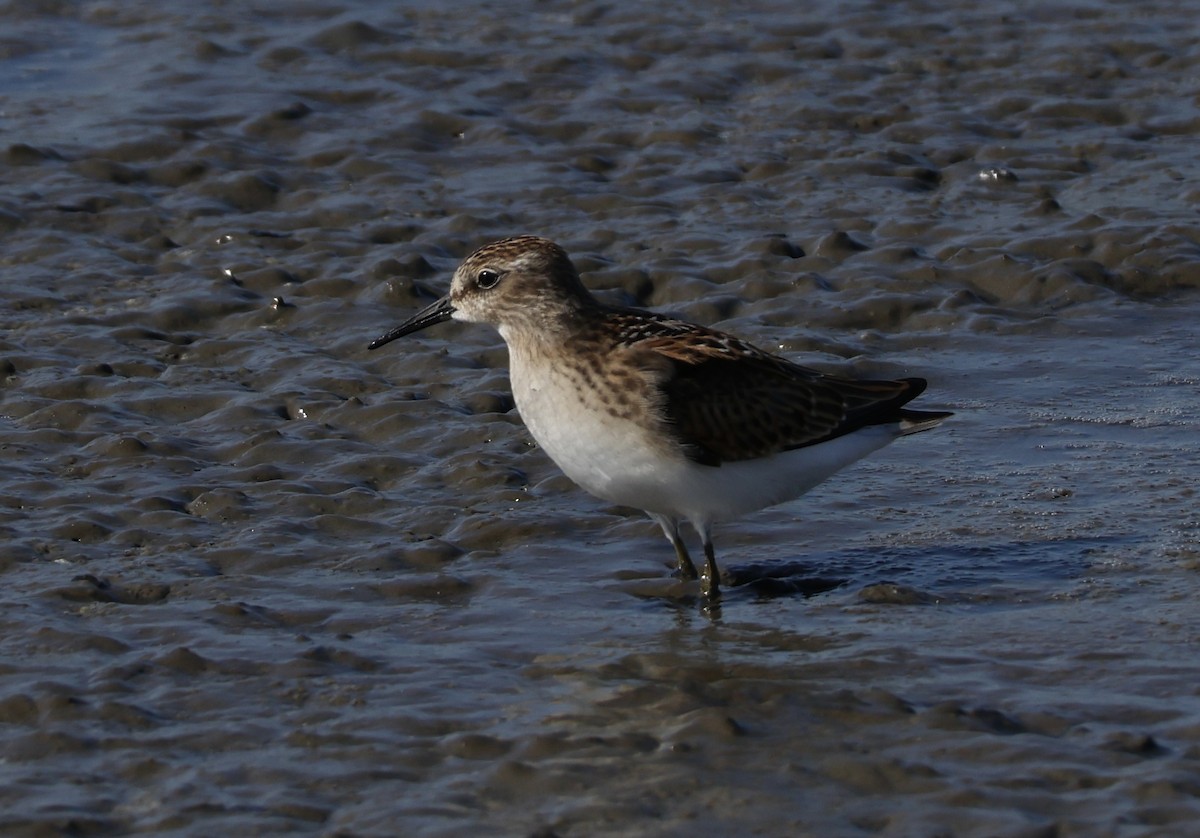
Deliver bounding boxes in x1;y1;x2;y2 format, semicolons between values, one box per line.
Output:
3;1;1200;835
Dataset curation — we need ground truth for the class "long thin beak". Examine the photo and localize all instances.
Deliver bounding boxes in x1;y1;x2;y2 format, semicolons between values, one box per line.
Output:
368;295;456;350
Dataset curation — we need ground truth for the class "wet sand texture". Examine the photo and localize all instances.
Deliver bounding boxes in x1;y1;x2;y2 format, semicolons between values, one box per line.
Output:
3;1;1200;835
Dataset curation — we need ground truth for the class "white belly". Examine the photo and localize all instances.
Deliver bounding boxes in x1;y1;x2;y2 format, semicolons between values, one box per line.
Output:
648;425;897;521
513;362;677;508
509;349;900;524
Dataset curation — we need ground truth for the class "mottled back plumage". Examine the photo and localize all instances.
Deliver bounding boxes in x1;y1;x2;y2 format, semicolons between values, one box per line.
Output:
600;307;932;466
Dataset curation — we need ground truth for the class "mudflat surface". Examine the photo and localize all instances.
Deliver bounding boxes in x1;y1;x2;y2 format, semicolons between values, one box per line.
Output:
2;1;1199;835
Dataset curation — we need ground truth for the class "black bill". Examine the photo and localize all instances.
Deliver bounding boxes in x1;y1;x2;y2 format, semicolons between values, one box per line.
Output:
368;295;456;350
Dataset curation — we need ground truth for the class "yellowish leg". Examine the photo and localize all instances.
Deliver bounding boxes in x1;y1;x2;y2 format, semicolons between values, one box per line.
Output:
651;513;699;581
701;539;721;600
672;536;699;581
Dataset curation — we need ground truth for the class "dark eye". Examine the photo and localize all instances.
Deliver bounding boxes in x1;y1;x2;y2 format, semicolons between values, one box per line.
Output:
477;268;502;289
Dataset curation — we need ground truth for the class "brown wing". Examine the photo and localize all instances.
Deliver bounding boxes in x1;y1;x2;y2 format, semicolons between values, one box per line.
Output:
606;309;927;466
661;353;927;465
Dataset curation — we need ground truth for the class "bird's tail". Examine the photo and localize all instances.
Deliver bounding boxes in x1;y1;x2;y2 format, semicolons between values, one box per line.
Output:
897;409;954;436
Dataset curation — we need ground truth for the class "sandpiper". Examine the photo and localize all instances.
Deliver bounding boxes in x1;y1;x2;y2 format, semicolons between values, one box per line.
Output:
370;236;951;599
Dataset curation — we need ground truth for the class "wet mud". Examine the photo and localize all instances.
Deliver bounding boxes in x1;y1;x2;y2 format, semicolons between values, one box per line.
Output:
2;1;1200;835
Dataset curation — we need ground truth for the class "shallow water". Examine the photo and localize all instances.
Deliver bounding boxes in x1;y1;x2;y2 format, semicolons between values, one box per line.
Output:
3;0;1200;835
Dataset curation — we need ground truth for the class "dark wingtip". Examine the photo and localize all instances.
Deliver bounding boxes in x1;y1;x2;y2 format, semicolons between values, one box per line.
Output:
897;408;954;435
898;377;928;401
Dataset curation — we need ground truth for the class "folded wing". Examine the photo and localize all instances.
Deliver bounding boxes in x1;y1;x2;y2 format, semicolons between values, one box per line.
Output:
611;310;934;466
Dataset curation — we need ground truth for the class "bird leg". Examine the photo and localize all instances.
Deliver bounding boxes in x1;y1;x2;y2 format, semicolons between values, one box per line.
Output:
651;513;698;581
671;536;699;581
700;539;721;600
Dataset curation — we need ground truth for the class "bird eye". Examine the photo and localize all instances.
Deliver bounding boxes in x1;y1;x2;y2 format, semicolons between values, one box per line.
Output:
477;268;502;289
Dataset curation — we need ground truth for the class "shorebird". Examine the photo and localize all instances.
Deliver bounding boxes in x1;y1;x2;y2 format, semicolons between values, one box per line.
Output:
370;236;951;599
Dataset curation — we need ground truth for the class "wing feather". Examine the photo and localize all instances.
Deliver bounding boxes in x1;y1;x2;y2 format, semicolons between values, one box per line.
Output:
605;308;928;465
